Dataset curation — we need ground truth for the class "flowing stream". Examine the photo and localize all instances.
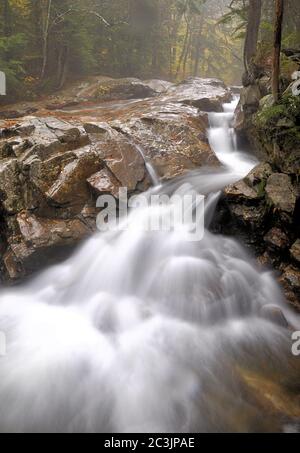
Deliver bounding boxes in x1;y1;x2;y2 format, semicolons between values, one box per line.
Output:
0;98;299;433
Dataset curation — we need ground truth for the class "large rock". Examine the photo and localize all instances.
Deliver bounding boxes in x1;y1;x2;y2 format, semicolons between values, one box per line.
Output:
144;79;173;93
110;102;218;180
45;76;160;106
290;240;300;264
46;147;103;211
0;158;24;213
19;117;89;160
224;180;261;202
83;122;109;134
244;162;273;187
234;84;263;132
87;168;121;198
3;212;91;279
0;117;89;162
279;266;300;310
220;163;272;230
80;77;158;102
67;101;217;181
264;228;290;251
94;131;146;190
240;85;262;113
16;211;89;248
165;77;232;111
24;150;77;207
0;115;151;281
226;204;266;231
265;173;296;214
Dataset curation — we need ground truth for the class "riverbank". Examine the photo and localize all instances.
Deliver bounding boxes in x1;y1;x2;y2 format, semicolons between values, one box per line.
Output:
215;74;300;311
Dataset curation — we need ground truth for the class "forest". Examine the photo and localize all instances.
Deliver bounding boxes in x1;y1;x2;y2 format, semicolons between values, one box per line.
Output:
0;0;300;436
0;0;299;102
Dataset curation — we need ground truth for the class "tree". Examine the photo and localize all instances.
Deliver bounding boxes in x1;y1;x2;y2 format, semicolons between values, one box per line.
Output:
244;0;262;74
272;0;284;102
7;0;298;101
3;0;12;39
40;0;52;79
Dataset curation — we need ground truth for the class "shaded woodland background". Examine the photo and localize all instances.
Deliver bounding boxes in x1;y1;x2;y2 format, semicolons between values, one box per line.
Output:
0;0;300;102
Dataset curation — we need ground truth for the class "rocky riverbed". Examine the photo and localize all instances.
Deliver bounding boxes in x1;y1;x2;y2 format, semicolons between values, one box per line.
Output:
1;76;300;433
0;75;299;311
0;76;231;281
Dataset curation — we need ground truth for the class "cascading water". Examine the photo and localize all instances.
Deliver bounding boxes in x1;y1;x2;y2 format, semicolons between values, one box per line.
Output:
0;98;299;433
208;96;257;174
131;141;160;187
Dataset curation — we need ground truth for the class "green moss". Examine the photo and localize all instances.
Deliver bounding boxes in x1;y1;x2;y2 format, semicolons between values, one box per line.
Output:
253;92;300;156
283;126;300;149
255;104;285;127
256;180;267;198
255;92;300;129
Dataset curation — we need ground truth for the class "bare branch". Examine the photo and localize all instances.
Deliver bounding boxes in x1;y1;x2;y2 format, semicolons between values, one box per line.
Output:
50;7;128;30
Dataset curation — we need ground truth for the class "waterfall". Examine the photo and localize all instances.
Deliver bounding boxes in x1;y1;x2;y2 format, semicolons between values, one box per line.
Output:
0;99;299;433
128;140;160;187
208;97;258;175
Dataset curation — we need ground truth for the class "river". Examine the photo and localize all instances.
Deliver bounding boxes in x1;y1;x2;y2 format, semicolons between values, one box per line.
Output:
0;96;299;433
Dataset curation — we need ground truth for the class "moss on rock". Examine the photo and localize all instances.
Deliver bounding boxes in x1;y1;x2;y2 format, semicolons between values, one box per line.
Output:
252;92;300;175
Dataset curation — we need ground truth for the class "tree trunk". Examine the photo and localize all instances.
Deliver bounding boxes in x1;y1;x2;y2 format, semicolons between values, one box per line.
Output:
272;0;284;102
193;17;204;77
182;28;192;79
175;23;190;78
3;0;12;37
244;0;262;73
41;0;52;80
169;11;184;79
3;0;12;61
56;44;69;89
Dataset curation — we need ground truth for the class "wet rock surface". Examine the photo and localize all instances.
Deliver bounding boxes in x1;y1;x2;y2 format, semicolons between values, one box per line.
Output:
110;102;218;180
265;173;296;214
291;240;300;264
164;77;232;111
217;161;300;311
0;117;150;280
0;76;229;281
279;266;300;310
3;213;91;280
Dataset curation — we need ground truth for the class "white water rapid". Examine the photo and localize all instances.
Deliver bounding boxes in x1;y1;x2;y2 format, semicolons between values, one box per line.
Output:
0;97;299;433
208;97;257;175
